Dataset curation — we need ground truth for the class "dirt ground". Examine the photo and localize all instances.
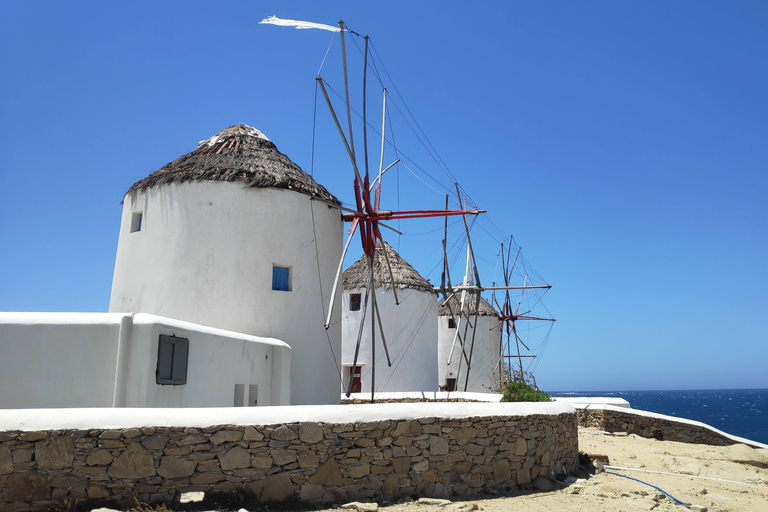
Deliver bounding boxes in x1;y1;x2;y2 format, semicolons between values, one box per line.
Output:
316;427;768;512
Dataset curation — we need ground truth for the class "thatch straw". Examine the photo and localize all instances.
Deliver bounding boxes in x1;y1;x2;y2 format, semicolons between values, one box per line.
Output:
438;292;498;317
125;124;340;204
342;241;435;294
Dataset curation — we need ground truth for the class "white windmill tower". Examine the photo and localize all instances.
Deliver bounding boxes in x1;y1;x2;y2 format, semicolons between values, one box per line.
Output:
109;124;344;405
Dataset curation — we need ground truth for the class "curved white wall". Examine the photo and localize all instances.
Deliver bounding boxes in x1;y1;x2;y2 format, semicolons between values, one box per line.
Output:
109;182;343;405
341;287;438;393
438;315;502;392
0;312;291;408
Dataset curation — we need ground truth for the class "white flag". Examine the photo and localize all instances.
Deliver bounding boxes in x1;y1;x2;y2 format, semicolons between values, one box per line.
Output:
259;15;340;33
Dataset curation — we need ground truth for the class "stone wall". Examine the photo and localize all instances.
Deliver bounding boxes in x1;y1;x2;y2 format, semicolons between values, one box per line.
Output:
577;405;752;446
0;404;578;511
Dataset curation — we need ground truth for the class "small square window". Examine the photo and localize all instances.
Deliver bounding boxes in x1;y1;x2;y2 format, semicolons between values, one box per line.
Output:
130;212;143;232
349;293;362;311
156;335;189;385
272;265;291;291
448;318;456;329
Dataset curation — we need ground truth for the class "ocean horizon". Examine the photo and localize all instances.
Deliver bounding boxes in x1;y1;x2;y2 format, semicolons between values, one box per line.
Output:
549;388;768;445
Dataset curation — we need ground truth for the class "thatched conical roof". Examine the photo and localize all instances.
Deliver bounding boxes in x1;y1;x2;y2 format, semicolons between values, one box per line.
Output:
342;241;435;294
438;292;498;317
126;123;340;204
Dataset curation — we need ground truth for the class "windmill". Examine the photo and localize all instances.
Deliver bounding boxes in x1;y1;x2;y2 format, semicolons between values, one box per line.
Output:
308;20;484;400
492;237;556;387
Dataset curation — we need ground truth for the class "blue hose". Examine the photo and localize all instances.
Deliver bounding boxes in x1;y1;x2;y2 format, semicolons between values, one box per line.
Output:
605;470;691;507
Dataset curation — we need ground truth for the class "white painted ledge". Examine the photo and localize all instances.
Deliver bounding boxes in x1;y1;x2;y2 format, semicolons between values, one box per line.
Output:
553;396;631;408
341;391;504;402
0;401;575;432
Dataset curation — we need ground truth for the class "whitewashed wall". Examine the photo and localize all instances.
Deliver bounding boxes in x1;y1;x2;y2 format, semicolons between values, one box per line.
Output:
0;312;291;408
341;288;438;393
109;182;343;405
437;315;502;392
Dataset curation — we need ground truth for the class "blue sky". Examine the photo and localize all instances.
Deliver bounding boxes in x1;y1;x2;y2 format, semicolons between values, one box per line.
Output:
2;1;766;392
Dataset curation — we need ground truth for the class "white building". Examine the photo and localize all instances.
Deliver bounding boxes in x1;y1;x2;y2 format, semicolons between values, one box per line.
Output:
340;241;438;394
0;312;291;408
109;124;344;405
437;293;502;392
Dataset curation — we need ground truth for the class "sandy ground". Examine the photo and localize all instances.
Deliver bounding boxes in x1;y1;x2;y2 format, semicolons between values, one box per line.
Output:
316;428;768;512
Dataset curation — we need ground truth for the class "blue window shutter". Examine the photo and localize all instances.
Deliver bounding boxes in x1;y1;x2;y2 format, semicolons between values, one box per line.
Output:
273;266;290;291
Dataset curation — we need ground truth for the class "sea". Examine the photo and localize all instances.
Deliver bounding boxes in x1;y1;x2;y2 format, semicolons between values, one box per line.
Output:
549;388;768;446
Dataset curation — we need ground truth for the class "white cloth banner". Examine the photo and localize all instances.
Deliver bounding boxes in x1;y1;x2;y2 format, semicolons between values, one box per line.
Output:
259;16;340;33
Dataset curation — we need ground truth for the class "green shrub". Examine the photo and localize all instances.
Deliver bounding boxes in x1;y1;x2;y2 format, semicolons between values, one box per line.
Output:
501;380;552;402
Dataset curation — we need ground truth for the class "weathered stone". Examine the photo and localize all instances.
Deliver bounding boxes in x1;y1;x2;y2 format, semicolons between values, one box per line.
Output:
141;434;170;451
296;422;323;444
36;436;74;469
300;483;324;500
177;435;208;446
418;498;451;506
122;428;142;438
533;476;553;491
87;484;110;499
86;449;113;466
464;443;484;456
515;437;528;455
157;456;197;478
342;502;379;511
0;444;12;474
298;454;320;468
98;431;122;440
451;461;473;474
382;474;399;496
244;426;264;441
190;473;223;485
163;446;190;456
392;456;410;475
271;425;298;441
271;448;298;465
393;420;422;436
51;475;87;493
370;465;390;475
5;472;51;501
308;458;343;486
218;446;250;470
493;459;511;482
429;436;449;455
348;463;371;478
18;432;48;442
252;456;274;469
211;430;243;445
516;468;531;485
422;469;440;483
108;442;156;478
247;471;294;502
99;440;125;449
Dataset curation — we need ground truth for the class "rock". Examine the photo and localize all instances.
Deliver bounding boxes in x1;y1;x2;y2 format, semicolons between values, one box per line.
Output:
36;436;75;469
0;444;12;474
5;472;50;501
418;497;452;506
271;448;298;465
141;434;170;451
86;449;113;466
271;425;298;441
108;441;156;478
87;485;110;499
210;429;243;445
348;463;371;478
300;483;324;500
299;422;324;444
308;458;343;487
247;471;294;502
533;476;553;491
492;460;511;483
218;446;251;470
244;426;265;441
342;502;379;512
429;436;449;455
157;456;197;478
179;491;205;503
382;474;399;496
90;508;121;512
392;456;411;475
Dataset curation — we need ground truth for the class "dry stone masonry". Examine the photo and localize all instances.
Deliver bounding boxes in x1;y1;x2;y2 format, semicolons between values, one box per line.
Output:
577;405;754;446
0;406;578;511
